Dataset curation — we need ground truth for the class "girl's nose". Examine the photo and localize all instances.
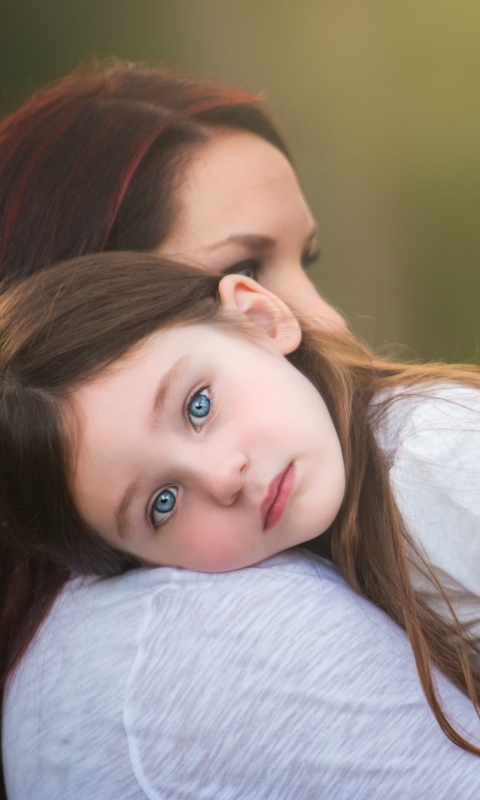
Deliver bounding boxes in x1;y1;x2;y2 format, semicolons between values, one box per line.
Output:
197;448;248;506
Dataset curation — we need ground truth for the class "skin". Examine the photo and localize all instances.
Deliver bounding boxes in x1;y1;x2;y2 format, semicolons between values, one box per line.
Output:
157;129;346;329
72;277;346;572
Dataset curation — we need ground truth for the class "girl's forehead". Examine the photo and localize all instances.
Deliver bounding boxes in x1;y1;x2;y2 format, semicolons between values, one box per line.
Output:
70;323;276;442
82;322;260;385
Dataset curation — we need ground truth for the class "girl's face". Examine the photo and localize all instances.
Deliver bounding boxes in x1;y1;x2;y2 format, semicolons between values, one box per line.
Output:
71;278;346;572
157;129;345;329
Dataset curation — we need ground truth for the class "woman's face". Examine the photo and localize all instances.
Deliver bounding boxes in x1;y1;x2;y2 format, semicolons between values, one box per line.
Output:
157;130;345;328
71;280;346;572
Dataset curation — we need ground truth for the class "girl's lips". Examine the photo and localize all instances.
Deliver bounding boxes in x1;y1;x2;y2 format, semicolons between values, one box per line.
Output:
262;462;295;531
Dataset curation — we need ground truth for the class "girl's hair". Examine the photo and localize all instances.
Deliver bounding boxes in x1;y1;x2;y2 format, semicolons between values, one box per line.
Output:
1;252;480;778
0;59;289;284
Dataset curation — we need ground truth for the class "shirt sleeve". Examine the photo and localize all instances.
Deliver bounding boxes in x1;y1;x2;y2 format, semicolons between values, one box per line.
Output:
388;386;480;598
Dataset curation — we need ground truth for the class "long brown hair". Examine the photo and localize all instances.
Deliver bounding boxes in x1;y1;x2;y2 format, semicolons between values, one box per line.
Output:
0;59;289;284
1;252;480;778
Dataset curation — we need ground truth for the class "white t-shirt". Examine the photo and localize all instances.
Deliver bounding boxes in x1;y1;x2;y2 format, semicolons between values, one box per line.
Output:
374;384;480;624
4;384;480;799
4;550;480;799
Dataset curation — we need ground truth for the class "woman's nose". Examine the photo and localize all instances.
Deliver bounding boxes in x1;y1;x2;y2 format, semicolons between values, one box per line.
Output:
197;447;248;505
293;270;346;330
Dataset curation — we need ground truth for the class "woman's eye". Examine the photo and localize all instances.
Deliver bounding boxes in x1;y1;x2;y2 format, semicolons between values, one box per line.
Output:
150;486;178;527
301;248;321;270
187;388;211;428
222;259;261;281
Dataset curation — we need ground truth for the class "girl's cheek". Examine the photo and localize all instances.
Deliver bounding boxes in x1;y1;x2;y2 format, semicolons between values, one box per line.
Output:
183;521;245;572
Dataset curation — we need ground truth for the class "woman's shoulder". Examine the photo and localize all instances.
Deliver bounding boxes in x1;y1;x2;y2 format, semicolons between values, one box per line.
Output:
53;549;343;617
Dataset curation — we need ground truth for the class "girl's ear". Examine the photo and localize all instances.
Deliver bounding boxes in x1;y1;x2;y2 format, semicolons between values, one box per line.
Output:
218;274;301;355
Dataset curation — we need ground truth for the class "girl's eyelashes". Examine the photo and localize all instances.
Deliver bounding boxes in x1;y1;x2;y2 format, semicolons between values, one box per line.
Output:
150;486;178;528
186;387;211;430
222;258;261;280
301;247;321;270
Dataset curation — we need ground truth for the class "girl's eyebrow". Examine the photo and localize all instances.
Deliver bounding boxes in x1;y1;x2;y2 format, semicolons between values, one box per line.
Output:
115;479;141;541
151;355;191;425
114;354;191;541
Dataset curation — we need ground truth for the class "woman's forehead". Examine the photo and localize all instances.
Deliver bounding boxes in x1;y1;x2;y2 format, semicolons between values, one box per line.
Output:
160;129;314;250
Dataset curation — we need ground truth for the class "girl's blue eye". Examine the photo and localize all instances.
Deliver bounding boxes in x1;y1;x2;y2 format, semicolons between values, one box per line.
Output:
187;388;211;427
151;487;178;527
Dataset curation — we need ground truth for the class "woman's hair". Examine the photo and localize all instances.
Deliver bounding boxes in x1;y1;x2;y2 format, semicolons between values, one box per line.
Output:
1;252;480;774
0;59;289;284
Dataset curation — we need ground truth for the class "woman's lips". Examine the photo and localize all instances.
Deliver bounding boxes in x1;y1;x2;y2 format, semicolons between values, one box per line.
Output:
261;462;295;531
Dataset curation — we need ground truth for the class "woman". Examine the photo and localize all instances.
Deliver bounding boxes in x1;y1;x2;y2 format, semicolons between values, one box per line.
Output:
0;59;346;798
0;59;343;326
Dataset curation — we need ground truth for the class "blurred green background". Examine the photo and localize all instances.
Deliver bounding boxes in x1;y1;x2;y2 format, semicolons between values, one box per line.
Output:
1;0;479;361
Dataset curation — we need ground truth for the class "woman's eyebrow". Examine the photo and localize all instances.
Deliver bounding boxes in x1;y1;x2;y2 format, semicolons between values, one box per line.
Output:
207;233;276;251
207;228;318;251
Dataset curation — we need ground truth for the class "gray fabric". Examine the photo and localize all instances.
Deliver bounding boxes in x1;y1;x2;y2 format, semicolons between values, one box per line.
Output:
4;550;480;799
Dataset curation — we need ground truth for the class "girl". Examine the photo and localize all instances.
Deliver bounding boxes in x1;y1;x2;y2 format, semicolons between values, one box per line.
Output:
1;251;479;760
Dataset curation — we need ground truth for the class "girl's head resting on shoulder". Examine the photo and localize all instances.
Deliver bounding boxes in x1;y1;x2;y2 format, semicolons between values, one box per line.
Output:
0;252;346;574
0;60;344;329
3;252;480;756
